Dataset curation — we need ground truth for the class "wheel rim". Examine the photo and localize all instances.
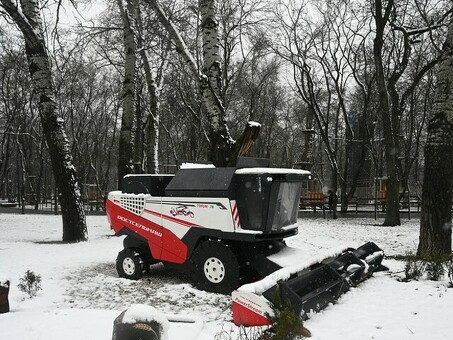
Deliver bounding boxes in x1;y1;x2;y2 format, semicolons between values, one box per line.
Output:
203;257;225;283
122;257;136;276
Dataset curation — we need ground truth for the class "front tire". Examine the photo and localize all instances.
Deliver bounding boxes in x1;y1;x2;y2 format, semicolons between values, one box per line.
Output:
190;240;239;294
116;248;143;280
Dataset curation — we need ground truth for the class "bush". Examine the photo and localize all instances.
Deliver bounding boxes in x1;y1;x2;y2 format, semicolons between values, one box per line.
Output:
402;254;426;282
214;323;265;340
425;260;445;281
265;287;310;339
17;270;42;298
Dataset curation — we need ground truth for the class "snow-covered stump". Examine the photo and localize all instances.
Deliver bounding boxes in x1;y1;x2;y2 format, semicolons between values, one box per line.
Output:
0;279;10;314
112;304;169;340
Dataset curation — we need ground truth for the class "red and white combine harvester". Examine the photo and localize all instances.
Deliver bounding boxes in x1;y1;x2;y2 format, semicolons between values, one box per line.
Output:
106;158;387;326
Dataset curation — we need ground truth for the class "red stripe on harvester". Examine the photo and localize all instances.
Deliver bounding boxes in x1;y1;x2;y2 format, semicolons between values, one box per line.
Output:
232;202;241;229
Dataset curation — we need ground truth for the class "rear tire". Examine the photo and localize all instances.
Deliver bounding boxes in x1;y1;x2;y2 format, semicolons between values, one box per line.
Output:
116;248;143;280
190;240;239;294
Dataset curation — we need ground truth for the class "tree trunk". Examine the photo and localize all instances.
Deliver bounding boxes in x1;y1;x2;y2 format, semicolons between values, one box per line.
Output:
146;0;258;166
145;74;160;174
417;16;453;260
117;0;138;187
1;0;87;242
199;0;235;166
136;5;163;174
373;0;401;226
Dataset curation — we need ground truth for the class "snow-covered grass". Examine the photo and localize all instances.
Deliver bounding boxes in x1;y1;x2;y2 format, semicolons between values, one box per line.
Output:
0;213;452;339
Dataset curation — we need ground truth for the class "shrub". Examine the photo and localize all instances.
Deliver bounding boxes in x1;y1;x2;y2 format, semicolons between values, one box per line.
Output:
214;323;265;340
265;287;310;339
17;270;42;298
425;260;445;281
402;254;426;282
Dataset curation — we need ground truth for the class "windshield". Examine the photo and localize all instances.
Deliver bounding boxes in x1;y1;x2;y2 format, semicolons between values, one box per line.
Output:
270;182;302;230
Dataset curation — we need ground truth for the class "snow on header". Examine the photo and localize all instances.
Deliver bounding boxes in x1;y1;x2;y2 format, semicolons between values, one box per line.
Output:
237;246;346;295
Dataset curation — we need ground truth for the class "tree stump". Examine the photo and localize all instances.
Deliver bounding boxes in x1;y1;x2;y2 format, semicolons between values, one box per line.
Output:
112;304;169;340
0;280;10;314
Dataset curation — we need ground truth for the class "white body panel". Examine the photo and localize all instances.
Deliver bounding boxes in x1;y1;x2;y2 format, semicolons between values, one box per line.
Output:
108;191;237;239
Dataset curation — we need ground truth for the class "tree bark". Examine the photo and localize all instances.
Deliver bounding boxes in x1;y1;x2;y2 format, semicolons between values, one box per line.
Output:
417;16;453;260
145;0;258;166
136;4;164;174
372;0;401;226
117;0;138;187
1;0;87;242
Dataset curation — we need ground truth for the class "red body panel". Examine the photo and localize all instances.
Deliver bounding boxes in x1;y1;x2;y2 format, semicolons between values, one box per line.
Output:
106;199;188;263
232;300;271;326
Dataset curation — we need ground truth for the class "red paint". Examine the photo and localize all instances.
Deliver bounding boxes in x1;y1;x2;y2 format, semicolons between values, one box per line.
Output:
232;301;270;327
106;199;188;264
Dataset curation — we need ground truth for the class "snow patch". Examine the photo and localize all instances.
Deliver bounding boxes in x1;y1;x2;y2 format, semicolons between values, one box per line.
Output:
121;304;170;340
365;251;384;263
0;276;10;288
247;121;262;127
180;162;215;169
235;167;311;175
1;214;452;339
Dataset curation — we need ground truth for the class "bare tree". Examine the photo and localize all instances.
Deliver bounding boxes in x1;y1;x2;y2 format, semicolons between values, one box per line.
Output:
136;3;170;174
417;14;453;260
145;0;260;166
0;0;87;242
372;0;451;226
117;0;138;187
272;0;356;216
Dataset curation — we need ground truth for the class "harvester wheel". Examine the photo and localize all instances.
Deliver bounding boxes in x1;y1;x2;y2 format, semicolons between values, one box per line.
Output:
116;248;143;280
190;240;239;294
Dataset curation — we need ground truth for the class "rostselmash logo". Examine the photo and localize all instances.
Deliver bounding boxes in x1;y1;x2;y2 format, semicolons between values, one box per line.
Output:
117;215;162;237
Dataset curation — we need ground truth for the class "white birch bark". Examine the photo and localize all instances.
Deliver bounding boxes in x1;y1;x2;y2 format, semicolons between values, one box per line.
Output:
1;0;87;242
136;4;164;174
145;0;246;166
117;0;138;185
199;0;224;132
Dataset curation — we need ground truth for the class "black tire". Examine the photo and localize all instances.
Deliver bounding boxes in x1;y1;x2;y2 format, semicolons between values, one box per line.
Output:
190;240;240;294
116;248;143;280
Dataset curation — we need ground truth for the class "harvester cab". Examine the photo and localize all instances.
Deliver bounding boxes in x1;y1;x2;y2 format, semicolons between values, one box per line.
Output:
105;157;387;324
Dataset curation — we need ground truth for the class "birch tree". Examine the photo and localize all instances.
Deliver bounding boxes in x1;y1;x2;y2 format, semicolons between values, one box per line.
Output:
136;3;169;174
0;0;87;242
417;15;453;260
117;0;138;187
145;0;260;166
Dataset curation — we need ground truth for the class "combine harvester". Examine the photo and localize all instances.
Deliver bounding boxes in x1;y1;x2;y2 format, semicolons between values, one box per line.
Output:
105;158;387;325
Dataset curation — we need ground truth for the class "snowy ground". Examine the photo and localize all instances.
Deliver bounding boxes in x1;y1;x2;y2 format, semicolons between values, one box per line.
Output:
0;213;452;339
